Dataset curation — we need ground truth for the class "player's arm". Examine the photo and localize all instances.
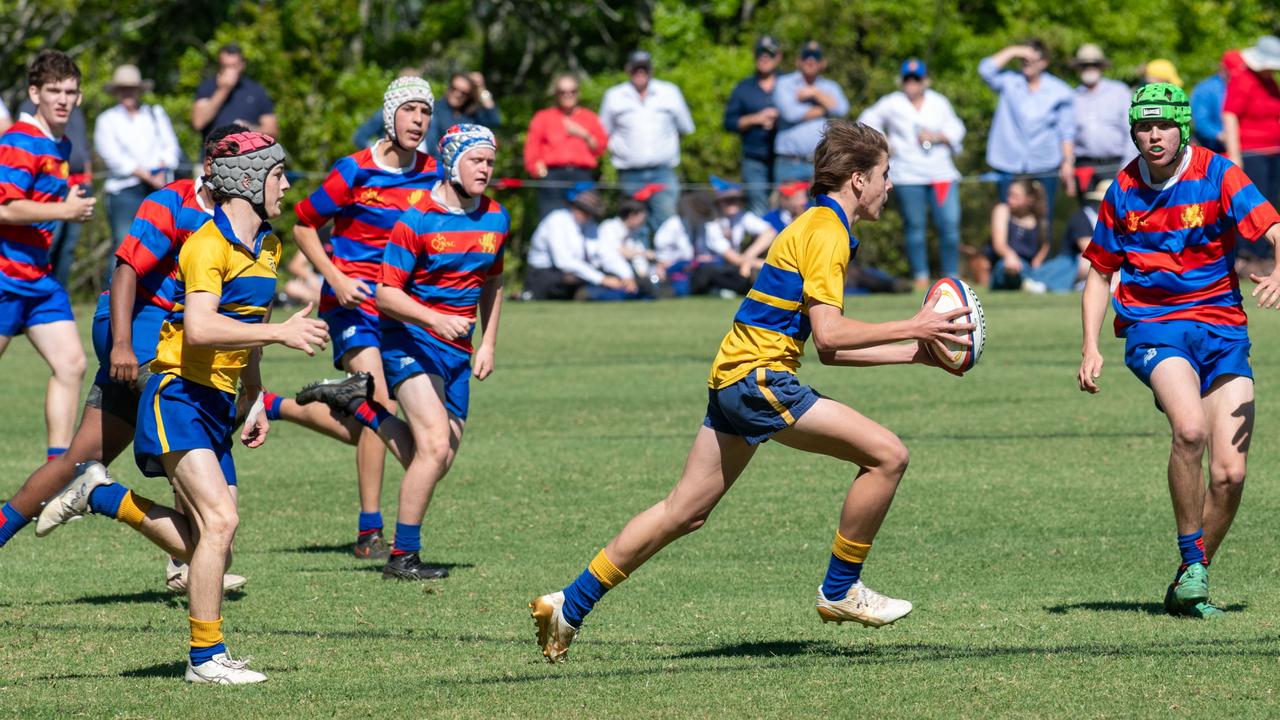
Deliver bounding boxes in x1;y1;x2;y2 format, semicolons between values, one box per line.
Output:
818;339;934;367
808;298;972;356
1078;266;1112;393
0;188;95;225
184;292;327;354
377;220;474;340
472;274;503;381
238;346;269;448
294;165;367;309
108;262;140;383
1247;222;1280;308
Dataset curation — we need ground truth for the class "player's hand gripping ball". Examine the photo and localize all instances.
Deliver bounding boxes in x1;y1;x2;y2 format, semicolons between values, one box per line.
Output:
923;277;986;375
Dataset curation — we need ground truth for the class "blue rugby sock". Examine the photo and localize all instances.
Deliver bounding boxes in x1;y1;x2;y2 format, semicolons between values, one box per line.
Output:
822;532;871;601
560;550;628;628
189;641;226;665
391;522;420;555
87;483;128;517
47;447;67;462
358;511;383;535
0;502;31;547
1177;528;1207;575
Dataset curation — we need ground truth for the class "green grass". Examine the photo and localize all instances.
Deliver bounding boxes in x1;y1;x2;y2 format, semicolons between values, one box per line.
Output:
2;294;1279;719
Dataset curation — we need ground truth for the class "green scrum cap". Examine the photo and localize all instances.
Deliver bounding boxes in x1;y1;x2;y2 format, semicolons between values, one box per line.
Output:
1128;82;1192;153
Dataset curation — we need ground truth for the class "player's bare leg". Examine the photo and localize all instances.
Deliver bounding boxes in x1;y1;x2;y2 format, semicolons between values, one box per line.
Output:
27;320;87;453
1200;374;1253;560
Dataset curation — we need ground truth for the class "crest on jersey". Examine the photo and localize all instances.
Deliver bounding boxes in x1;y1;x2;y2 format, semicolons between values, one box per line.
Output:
478;232;497;254
358;188;381;205
431;234;453;252
1125;213;1144;233
264;253;277;271
1181;204;1204;228
408;189;424;207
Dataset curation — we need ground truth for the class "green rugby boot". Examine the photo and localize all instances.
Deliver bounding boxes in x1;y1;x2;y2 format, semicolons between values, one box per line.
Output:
1173;562;1210;606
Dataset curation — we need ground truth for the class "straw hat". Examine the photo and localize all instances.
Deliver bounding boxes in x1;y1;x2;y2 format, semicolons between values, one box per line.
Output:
104;64;153;93
1242;35;1280;72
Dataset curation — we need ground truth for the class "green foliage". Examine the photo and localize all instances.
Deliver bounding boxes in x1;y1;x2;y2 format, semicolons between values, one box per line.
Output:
1;0;1277;289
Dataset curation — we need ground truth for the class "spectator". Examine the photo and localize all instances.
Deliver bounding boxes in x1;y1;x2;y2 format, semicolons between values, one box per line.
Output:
1070;44;1134;190
191;44;277;141
648;190;698;296
1140;59;1183;87
424;72;501;163
979;40;1076;229
723;35;782;215
524;73;608;220
985;178;1076;292
762;180;811;233
1190;50;1246;153
524;186;637;300
772;41;849;182
601;50;695;235
351;67;420;149
17;96;89;288
94;64;181;281
858;58;966;290
690;177;775;296
597;197;651;292
0;97;10;134
1062;178;1111;289
1223;35;1280;259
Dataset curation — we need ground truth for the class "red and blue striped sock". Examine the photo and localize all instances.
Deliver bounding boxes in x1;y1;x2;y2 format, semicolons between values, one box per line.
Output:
47;447;67;462
358;511;383;536
351;401;392;431
1176;528;1207;578
391;522;420;556
263;392;284;421
0;502;31;547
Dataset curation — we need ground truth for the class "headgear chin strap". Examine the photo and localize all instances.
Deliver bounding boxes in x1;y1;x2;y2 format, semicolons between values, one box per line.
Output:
383;76;434;151
438;124;496;196
207;131;286;217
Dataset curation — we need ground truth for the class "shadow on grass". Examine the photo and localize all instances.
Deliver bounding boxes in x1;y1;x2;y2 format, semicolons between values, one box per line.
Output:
296;561;475;574
1044;600;1248;615
0;588;243;609
281;542;353;555
120;661;188;679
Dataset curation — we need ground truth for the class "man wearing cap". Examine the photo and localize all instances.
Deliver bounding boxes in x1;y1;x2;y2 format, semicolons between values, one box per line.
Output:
525;184;637;300
772;40;850;183
600;50;695;235
1224;35;1280;260
95;64;182;277
858;58;966;289
1070;44;1135;189
192;44;278;141
723;35;782;215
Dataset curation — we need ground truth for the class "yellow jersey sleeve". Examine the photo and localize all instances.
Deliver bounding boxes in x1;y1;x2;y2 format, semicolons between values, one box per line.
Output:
180;231;227;297
798;218;849;310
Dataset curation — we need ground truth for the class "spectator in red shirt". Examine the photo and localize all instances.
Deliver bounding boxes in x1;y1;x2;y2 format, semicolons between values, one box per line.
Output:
524;73;608;220
1223;35;1280;259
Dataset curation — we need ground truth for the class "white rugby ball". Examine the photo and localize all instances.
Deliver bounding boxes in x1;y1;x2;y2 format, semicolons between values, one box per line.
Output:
922;277;986;375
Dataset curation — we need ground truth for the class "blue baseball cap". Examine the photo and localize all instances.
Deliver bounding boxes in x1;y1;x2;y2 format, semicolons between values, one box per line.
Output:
799;41;823;61
900;58;927;78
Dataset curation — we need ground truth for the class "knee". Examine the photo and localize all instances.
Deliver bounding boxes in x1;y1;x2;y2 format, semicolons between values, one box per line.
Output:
660;498;712;536
1171;424;1208;454
55;350;87;381
876;439;910;480
1210;462;1247;493
200;507;239;545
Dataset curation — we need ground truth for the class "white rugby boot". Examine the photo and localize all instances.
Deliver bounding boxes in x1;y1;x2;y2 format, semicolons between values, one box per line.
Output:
815;581;913;627
35;461;113;537
185;653;267;684
165;558;249;594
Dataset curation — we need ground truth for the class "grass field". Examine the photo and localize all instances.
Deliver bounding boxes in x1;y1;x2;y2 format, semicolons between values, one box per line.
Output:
2;293;1279;719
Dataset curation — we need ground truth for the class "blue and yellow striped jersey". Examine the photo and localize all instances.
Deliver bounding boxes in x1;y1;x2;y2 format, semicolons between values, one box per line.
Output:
709;195;857;389
151;207;281;394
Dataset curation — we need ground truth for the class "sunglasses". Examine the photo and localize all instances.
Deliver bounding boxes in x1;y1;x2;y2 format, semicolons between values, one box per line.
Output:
555;88;579;96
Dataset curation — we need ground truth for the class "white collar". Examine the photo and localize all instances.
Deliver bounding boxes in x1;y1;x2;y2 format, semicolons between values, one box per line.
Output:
1138;148;1192;190
370;139;413;174
18;112;59;141
194;176;213;214
430;182;479;215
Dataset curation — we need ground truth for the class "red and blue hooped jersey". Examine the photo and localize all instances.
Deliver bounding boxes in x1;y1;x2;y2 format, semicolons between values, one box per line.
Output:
113;179;213;314
294;147;438;316
380;194;508;355
0;120;72;297
1083;146;1280;338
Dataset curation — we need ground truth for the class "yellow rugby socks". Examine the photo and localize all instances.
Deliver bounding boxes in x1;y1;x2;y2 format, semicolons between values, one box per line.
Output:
189;616;226;665
87;484;153;530
821;531;871;601
561;549;628;627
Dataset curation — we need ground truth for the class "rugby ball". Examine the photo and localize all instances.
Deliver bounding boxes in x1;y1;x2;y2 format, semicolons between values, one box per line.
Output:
922;277;986;376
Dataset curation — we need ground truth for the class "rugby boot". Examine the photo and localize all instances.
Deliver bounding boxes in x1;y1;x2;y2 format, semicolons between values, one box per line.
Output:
1173;563;1210;606
35;461;112;537
815;581;913;627
353;530;391;560
185;653;267;684
530;591;578;663
165;558;248;594
382;551;449;580
296;372;373;413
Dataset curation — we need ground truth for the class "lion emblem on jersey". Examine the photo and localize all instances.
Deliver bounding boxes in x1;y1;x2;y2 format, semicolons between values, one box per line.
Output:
1181;204;1205;228
431;234;453;252
358;188;381;206
408;190;424;208
1124;213;1144;233
478;232;497;254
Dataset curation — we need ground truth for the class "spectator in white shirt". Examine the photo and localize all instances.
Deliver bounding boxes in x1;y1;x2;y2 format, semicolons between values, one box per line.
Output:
0;97;10;134
524;186;639;300
688;178;774;297
858;58;966;289
94;64;180;272
600;50;695;235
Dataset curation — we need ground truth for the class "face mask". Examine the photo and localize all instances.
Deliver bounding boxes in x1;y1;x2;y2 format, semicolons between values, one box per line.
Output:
1080;68;1102;86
